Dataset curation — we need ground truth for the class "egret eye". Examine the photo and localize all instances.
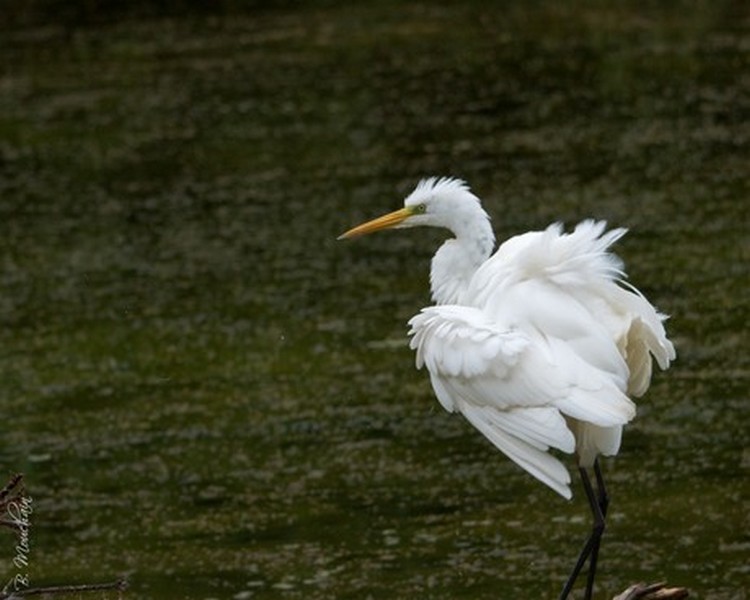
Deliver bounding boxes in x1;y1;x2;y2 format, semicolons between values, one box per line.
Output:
415;203;427;213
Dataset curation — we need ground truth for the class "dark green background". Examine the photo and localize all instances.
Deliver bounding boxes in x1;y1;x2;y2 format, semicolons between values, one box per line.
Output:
1;2;748;598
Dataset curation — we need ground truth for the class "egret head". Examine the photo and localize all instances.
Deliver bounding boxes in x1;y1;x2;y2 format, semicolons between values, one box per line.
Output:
338;177;485;239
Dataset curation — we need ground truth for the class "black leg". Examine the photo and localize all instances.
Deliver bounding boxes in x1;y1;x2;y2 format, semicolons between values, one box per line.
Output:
583;459;609;599
558;464;607;600
594;458;609;518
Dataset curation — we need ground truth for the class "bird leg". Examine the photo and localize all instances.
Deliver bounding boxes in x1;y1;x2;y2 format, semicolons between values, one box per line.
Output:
594;457;609;518
584;459;608;600
558;461;607;600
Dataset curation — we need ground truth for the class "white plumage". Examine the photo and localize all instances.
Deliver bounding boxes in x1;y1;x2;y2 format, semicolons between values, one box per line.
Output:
340;177;675;500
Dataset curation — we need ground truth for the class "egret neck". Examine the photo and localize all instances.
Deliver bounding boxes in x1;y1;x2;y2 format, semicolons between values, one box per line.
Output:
430;209;495;305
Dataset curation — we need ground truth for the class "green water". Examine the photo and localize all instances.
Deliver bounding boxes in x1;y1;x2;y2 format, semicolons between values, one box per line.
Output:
0;2;748;598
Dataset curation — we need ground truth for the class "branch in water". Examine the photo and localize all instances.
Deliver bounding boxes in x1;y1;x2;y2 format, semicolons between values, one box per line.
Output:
0;474;24;503
1;578;127;599
613;582;689;600
0;473;25;532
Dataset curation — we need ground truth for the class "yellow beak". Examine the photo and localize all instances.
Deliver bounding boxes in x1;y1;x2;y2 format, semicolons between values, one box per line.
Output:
337;207;413;240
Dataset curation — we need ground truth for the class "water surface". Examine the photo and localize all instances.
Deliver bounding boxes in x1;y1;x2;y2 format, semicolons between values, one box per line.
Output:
0;3;748;598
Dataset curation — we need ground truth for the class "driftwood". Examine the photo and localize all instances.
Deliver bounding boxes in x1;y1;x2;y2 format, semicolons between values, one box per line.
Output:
0;474;24;531
614;582;689;600
1;580;127;598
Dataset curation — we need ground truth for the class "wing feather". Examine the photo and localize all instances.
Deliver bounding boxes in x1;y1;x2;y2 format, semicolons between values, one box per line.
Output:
408;304;633;497
461;403;573;499
406;220;674;497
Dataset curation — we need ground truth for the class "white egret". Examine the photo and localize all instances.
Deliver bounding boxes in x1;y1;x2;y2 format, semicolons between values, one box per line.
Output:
338;177;675;600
